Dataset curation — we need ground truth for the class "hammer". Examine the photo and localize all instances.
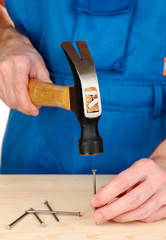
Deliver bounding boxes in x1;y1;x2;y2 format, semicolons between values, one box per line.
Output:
28;41;103;156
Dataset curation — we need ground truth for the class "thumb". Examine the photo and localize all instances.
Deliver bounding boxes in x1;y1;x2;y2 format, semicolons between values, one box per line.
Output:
28;61;52;110
36;61;52;84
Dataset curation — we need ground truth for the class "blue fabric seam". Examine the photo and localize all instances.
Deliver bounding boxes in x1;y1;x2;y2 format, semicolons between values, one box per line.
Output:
77;7;130;16
77;0;135;16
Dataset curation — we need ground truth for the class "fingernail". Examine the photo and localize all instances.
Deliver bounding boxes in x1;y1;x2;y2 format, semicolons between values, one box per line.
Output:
32;111;38;116
92;198;99;207
95;213;103;223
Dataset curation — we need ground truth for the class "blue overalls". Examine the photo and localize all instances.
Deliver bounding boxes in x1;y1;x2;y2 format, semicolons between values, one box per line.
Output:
1;0;166;174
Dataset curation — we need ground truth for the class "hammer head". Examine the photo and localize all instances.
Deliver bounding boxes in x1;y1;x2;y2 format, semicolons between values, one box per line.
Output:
61;41;103;156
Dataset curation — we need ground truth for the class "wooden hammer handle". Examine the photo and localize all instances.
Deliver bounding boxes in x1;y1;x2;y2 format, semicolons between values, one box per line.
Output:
28;79;72;110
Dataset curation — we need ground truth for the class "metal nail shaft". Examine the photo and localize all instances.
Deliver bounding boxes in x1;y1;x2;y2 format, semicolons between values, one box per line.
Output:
92;169;97;197
30;208;46;227
44;201;59;222
26;209;81;216
92;169;97;225
6;211;29;230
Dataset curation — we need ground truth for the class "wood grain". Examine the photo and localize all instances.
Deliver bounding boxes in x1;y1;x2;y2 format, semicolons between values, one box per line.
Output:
0;175;165;240
28;79;72;110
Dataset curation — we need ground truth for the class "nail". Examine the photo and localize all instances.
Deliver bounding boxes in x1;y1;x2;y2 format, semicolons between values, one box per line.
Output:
92;169;97;196
32;109;39;116
92;198;99;207
29;208;46;227
6;211;29;230
44;200;59;222
95;213;103;223
27;209;81;216
92;169;97;225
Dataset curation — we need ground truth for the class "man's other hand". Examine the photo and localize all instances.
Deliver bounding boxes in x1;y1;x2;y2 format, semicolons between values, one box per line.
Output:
90;158;166;223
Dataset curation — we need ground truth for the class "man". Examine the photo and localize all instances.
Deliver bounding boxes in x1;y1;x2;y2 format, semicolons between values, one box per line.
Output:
1;0;166;223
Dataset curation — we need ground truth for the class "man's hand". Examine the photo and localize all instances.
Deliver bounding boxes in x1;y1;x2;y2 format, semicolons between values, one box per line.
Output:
0;4;52;116
90;158;166;223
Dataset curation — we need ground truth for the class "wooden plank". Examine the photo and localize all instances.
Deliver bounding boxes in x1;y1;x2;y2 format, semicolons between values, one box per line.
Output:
0;175;165;240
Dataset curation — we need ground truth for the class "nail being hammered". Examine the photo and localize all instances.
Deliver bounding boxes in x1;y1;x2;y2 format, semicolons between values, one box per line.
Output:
92;169;97;224
92;169;97;197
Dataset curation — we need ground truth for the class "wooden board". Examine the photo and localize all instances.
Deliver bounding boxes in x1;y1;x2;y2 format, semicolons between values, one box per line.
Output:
0;175;165;239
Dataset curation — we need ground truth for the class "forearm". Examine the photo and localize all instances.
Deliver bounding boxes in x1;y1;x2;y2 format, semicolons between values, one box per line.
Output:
0;3;14;33
150;139;166;170
0;4;32;55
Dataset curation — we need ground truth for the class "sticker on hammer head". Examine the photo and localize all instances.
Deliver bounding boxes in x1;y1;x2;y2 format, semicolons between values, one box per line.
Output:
85;87;99;113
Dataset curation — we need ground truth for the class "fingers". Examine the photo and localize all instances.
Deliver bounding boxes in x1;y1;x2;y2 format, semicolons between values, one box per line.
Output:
90;159;166;224
29;53;52;84
93;179;156;223
14;65;39;115
0;60;18;110
90;159;149;209
36;60;52;84
0;56;39;115
0;52;52;115
142;205;166;223
112;190;164;223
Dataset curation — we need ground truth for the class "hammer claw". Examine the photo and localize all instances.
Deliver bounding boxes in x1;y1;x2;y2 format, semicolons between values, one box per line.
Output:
76;41;93;62
61;42;81;63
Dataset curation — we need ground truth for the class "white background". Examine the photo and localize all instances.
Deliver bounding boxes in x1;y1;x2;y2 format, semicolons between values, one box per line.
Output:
0;100;9;163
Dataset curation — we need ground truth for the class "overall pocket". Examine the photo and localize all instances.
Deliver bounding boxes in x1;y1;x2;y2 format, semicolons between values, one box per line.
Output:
74;0;136;72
